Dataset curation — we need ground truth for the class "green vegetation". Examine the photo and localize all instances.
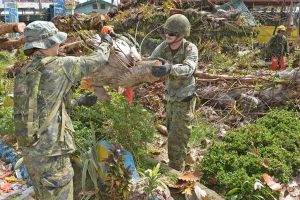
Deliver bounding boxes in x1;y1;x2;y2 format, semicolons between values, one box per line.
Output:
71;92;155;163
0;51;14;136
140;163;166;199
190;120;217;146
0;107;14;135
0;51;13;68
200;109;300;199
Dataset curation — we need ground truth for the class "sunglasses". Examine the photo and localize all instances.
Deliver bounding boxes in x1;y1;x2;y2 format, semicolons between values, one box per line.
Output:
164;31;179;37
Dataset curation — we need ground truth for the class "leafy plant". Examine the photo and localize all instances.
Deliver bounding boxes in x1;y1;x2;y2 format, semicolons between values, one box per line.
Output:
103;145;132;200
211;52;234;71
0;51;13;68
71;92;155;163
200;109;300;199
190;120;217;146
0;107;14;135
140;163;162;199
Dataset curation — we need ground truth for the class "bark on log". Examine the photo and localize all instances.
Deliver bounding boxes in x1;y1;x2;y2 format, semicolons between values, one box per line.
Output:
118;60;162;87
0;36;24;50
195;71;271;83
59;41;83;54
0;22;26;36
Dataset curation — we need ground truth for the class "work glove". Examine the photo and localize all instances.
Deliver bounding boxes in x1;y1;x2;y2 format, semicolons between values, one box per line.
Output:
150;58;172;77
264;57;271;62
75;92;97;107
86;34;102;49
101;26;116;37
101;34;113;45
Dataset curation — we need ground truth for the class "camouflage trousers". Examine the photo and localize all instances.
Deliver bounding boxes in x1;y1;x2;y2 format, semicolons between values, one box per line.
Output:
166;96;196;171
23;153;74;200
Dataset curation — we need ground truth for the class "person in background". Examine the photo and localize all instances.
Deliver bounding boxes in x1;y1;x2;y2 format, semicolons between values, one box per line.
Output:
265;25;289;70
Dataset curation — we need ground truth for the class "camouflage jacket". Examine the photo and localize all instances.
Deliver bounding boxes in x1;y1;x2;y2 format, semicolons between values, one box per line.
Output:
266;34;289;58
14;42;110;156
149;39;198;102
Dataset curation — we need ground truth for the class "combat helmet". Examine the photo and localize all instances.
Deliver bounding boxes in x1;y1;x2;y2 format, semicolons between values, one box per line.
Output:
163;14;191;37
277;25;287;32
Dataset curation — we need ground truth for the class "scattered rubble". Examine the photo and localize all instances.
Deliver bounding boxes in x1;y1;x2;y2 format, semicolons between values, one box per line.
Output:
0;159;33;200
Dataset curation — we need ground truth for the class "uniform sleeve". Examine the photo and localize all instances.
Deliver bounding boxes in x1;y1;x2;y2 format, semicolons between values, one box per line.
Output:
148;42;164;59
55;42;111;83
170;43;198;77
266;36;275;56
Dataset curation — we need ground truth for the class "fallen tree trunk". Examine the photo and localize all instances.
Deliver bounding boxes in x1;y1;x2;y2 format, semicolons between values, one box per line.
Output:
59;41;83;54
0;22;26;35
0;36;24;50
195;71;272;83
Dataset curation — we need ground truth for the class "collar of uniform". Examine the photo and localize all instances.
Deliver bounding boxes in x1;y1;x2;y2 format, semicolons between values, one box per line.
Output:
172;38;187;58
32;54;49;61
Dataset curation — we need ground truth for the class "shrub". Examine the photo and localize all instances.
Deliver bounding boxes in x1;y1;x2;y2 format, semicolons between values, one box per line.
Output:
200;109;300;199
0;107;14;135
0;51;13;68
190;120;217;146
71;92;155;163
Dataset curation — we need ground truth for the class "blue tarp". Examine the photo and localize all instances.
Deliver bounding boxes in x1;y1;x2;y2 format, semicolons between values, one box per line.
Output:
220;0;257;26
97;140;141;182
0;141;29;180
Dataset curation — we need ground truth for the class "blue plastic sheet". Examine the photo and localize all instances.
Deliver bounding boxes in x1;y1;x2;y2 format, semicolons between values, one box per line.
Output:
97;140;141;182
0;140;29;180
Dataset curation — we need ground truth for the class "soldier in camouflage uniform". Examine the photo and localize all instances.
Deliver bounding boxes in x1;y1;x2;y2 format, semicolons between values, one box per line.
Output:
266;25;289;70
149;14;198;171
13;21;112;199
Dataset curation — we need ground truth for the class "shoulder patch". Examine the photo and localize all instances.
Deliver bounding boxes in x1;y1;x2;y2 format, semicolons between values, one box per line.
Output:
187;46;193;52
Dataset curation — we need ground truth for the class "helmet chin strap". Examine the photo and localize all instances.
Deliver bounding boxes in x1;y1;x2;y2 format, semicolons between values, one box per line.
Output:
167;36;184;47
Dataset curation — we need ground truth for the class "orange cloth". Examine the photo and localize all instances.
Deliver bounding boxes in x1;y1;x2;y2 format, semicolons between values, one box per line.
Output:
123;87;134;106
101;26;114;35
270;56;286;71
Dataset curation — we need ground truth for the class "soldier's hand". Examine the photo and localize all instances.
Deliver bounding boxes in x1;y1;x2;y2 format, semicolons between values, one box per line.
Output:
151;62;172;77
101;34;113;45
264;57;271;62
86;34;102;49
101;26;116;37
75;93;97;107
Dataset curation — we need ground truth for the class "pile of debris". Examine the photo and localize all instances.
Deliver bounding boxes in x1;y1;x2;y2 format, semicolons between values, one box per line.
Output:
134;67;300;126
0;159;33;199
107;0;256;55
0;23;26;51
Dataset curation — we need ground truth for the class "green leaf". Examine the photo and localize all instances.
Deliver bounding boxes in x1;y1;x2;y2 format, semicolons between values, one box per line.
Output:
226;187;241;196
14;157;23;170
82;159;90;192
3;96;13;107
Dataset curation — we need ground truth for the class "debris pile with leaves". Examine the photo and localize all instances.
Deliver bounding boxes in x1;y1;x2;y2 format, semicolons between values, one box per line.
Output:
0;23;26;51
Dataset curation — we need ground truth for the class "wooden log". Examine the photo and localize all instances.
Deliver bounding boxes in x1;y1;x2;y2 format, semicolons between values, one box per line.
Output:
195;71;271;83
0;36;24;50
118;60;162;87
0;22;26;36
59;41;83;53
